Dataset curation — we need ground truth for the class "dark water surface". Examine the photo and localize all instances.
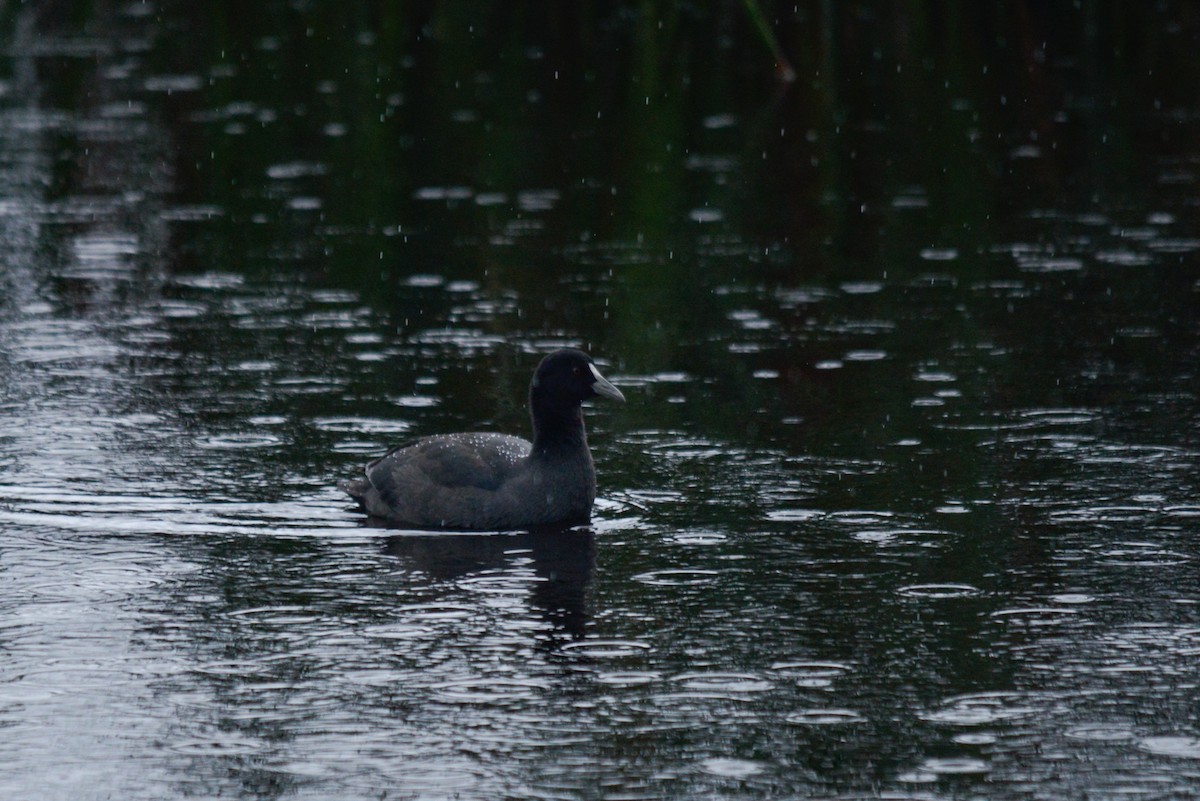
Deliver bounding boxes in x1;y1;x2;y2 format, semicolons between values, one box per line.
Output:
3;3;1200;799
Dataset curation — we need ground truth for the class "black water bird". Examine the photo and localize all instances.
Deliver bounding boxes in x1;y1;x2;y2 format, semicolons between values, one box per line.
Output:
341;349;624;530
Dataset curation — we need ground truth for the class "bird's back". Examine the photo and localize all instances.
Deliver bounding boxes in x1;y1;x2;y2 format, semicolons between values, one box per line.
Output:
346;432;533;528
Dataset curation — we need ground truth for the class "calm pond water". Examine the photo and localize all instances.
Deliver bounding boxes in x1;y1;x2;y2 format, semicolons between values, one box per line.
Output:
2;3;1200;799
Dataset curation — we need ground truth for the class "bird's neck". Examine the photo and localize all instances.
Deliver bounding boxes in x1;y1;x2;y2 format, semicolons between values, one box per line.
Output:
529;398;588;459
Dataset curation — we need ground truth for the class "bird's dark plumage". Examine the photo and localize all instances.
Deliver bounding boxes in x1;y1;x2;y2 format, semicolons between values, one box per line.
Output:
340;349;624;530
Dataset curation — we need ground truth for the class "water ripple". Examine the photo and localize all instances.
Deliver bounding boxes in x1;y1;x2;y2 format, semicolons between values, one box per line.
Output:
1065;723;1138;742
917;756;991;775
786;708;864;725
1138;736;1200;758
560;639;653;659
431;677;550;707
921;692;1047;727
594;671;661;688
897;583;984;600
768;661;853;688
632;568;720;586
698;757;766;778
670;672;773;695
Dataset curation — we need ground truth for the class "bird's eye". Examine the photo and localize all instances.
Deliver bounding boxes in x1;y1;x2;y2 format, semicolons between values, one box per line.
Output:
572;367;582;376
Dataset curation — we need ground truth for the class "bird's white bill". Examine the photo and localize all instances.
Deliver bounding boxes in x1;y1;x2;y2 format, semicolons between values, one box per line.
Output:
589;362;626;402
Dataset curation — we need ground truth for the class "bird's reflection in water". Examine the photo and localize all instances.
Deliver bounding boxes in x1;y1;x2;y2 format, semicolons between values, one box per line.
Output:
383;527;596;642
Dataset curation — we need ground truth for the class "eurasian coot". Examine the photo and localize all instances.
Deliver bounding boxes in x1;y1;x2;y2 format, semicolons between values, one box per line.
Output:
340;349;624;530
